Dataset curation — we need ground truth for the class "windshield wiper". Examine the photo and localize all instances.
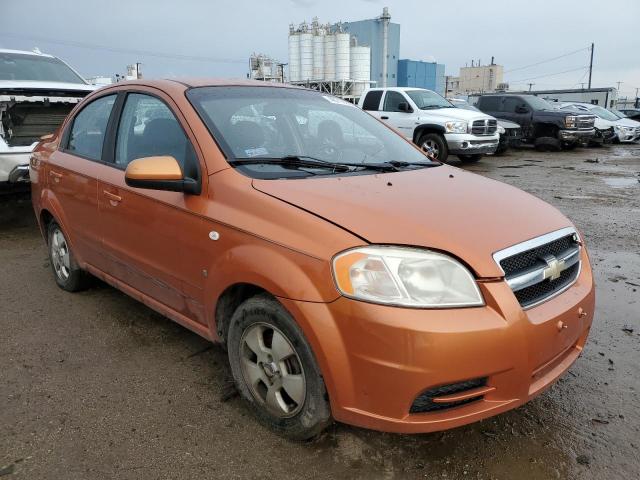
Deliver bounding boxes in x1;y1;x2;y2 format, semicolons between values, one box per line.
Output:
230;155;402;173
388;160;441;168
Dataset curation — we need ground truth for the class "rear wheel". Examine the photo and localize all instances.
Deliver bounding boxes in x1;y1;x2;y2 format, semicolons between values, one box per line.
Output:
227;294;331;440
418;133;448;163
47;221;91;292
457;154;483;163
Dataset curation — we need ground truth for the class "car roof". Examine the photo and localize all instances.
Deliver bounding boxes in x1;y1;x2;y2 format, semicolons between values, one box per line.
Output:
168;78;307;89
365;87;435;93
0;48;55;58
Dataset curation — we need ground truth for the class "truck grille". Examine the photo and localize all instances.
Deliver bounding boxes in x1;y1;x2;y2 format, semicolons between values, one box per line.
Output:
576;115;595;129
471;119;497;135
493;228;581;309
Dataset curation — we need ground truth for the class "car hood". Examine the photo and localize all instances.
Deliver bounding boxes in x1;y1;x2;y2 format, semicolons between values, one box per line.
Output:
497;119;520;129
417;107;493;122
252;166;572;277
594;117;617;128
614;117;640;127
0;80;97;95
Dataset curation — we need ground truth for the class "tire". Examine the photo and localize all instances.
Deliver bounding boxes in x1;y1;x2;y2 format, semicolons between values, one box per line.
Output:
47;221;91;292
534;136;561;152
457;154;483;163
227;294;331;440
417;132;448;163
494;145;508;155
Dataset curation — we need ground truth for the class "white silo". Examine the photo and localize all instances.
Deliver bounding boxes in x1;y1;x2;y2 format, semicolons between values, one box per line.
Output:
350;45;371;96
299;23;313;81
335;31;350;81
312;31;325;80
288;26;300;82
323;32;336;81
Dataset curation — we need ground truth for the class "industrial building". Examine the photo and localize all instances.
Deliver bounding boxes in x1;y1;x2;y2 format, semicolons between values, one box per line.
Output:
249;53;284;82
446;59;504;97
340;7;400;88
397;59;445;95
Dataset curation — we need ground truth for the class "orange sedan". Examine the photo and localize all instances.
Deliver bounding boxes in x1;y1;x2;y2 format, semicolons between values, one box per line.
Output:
30;79;595;439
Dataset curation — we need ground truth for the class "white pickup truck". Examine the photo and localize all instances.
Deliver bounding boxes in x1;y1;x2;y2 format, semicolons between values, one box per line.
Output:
0;49;96;191
358;87;499;163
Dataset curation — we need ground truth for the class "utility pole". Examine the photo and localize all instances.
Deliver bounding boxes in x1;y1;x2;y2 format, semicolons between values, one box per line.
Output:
616;81;622;91
588;42;594;89
580;83;586;89
528;83;535;92
277;63;288;83
135;62;142;79
636;88;639;108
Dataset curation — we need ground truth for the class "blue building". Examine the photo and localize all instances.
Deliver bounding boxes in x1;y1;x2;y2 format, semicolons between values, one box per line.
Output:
340;13;400;88
397;59;446;96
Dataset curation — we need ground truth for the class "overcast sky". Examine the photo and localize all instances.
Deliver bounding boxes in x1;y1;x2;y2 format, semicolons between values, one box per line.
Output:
2;0;639;98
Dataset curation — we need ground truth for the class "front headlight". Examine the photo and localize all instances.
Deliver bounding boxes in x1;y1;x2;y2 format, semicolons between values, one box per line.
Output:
497;125;506;134
565;116;577;128
332;246;484;308
445;121;468;134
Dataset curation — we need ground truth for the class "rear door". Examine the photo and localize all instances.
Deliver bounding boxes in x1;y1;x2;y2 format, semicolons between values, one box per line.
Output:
503;97;534;137
48;93;117;269
360;90;384;120
378;90;415;139
96;89;209;324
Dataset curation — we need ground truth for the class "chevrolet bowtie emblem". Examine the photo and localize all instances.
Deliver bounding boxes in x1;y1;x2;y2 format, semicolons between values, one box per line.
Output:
542;255;566;281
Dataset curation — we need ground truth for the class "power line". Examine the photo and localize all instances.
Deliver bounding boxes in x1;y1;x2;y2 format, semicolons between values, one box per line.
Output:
509;66;589;84
504;46;590;74
0;32;247;65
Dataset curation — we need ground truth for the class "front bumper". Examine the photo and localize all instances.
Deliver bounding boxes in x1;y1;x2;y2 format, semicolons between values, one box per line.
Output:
615;127;640;143
559;128;595;143
592;127;616;145
0;151;31;184
281;247;594;434
445;133;499;155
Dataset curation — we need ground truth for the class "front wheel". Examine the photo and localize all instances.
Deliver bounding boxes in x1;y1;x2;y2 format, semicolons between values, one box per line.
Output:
417;133;449;163
227;294;331;440
457;154;483;163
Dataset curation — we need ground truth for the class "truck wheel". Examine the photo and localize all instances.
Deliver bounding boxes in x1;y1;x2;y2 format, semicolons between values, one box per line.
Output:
227;294;332;440
534;137;561;152
47;221;91;292
457;154;483;163
418;133;448;163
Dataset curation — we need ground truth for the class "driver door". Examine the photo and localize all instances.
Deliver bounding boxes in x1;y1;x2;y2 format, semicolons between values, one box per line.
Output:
379;90;415;139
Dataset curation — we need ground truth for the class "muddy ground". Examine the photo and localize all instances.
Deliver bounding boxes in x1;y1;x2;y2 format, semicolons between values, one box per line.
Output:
1;144;639;480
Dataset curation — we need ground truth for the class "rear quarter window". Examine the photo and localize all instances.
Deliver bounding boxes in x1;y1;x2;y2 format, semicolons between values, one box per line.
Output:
478;96;500;112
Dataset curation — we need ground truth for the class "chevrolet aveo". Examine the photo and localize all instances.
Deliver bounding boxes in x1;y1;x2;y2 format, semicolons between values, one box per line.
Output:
31;80;595;440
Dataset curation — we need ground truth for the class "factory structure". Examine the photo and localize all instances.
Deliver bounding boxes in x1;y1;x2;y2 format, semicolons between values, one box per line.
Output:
283;8;446;100
445;59;505;98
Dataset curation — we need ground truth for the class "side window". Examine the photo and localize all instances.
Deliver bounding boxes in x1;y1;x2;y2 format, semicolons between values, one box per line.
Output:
383;91;408;112
478;96;500;111
115;93;196;171
67;94;116;161
362;90;383;111
503;97;522;113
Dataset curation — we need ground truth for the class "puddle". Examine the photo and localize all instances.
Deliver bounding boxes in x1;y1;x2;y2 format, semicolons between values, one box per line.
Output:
602;177;639;188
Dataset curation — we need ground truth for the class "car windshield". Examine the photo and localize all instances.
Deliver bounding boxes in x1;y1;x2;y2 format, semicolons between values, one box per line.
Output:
0;52;86;84
455;103;482;113
608;108;627;119
187;86;437;179
406;89;453;109
525;96;553;110
585;106;620;121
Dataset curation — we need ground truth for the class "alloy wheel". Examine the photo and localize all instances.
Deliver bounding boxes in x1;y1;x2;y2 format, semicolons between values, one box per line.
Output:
421;140;439;159
239;323;306;418
51;228;71;281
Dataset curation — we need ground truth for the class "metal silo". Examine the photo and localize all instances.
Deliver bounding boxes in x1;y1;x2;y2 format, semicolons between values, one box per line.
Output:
312;30;325;80
299;23;313;81
334;31;350;81
288;26;300;82
323;32;336;81
350;45;370;96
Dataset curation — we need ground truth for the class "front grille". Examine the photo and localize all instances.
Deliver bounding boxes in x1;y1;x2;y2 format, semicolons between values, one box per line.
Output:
514;263;579;308
495;230;581;309
500;234;576;276
471;119;498;135
576;115;595;129
410;377;487;414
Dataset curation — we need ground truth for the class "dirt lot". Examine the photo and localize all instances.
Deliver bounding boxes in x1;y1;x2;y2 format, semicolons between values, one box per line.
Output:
1;144;639;480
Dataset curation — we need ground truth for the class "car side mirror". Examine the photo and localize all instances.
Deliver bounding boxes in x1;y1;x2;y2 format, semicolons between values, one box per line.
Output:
398;102;412;113
125;156;198;194
516;105;529;114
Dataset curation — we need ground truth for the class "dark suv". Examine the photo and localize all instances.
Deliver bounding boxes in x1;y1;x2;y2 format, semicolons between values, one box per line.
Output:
476;94;595;151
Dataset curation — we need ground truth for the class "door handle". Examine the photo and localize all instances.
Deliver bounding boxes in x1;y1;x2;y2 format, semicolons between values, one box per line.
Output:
380;116;389;120
49;170;63;182
103;190;122;203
